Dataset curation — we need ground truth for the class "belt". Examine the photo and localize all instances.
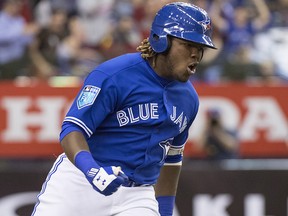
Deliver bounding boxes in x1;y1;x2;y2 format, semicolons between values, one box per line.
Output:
122;179;151;187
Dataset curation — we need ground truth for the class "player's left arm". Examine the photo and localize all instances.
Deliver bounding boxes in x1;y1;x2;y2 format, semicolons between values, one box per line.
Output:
155;164;181;195
154;163;181;216
155;96;198;215
154;139;185;196
155;138;186;216
155;112;196;215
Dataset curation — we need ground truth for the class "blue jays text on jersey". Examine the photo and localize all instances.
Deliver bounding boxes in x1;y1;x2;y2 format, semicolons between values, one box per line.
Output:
60;53;199;185
116;103;187;134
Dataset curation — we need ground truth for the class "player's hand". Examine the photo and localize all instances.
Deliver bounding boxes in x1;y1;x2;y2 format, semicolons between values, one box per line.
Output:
86;166;129;196
74;151;129;196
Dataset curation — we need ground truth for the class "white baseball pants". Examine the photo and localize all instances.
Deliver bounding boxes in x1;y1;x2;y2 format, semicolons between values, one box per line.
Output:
32;153;160;216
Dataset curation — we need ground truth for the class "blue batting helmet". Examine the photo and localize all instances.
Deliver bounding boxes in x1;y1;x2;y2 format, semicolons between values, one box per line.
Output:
149;2;216;53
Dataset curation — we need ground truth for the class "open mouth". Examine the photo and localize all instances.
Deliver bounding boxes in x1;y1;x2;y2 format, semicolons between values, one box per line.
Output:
187;63;198;75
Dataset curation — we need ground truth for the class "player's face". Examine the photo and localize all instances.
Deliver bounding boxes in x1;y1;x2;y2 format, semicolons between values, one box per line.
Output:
164;37;204;82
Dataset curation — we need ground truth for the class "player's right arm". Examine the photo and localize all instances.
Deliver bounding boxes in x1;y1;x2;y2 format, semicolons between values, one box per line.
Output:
61;131;89;162
59;70;128;196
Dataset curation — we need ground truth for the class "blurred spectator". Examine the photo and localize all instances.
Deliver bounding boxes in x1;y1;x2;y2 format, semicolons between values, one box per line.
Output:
190;0;224;83
49;0;78;16
75;0;115;47
252;27;288;82
215;0;270;56
100;15;142;59
112;0;134;19
196;109;239;160
29;8;68;79
1;0;287;83
33;0;51;27
205;0;271;82
252;0;288;81
56;15;103;77
221;45;263;82
33;0;78;27
108;0;175;50
130;0;146;34
0;0;39;79
267;0;288;27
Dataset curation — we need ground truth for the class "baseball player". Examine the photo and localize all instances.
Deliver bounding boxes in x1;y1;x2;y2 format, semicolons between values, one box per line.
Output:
32;2;216;216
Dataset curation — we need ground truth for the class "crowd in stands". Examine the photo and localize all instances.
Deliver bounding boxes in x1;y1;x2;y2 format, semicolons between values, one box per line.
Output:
0;0;288;83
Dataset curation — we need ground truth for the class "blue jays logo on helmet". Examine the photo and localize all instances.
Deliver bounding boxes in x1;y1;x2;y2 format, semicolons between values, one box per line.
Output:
199;20;211;32
149;2;216;53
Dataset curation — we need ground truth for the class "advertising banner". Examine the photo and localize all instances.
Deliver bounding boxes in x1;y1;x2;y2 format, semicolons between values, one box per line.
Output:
0;81;78;158
187;83;288;158
176;161;288;216
0;81;287;158
0;160;287;216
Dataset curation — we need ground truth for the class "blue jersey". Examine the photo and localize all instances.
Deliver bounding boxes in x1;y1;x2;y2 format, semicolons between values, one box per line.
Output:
60;53;199;184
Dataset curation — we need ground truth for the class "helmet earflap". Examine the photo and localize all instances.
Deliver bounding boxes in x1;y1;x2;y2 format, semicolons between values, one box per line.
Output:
149;33;173;53
149;33;169;53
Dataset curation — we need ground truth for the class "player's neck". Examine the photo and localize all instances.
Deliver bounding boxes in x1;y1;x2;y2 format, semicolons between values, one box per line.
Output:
148;55;172;81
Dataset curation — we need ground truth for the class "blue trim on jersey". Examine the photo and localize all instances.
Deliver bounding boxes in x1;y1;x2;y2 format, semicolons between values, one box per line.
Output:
31;154;66;215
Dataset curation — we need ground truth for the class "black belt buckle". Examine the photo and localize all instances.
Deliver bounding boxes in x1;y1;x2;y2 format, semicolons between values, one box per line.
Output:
123;179;148;187
123;180;138;187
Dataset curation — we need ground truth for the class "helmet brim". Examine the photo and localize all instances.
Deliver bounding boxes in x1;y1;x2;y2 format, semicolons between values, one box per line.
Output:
169;32;217;49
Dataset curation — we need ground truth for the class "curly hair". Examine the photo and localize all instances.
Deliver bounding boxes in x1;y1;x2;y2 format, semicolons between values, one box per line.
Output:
136;38;156;59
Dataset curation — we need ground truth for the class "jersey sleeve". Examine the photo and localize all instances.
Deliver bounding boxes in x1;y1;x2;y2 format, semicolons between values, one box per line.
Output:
165;97;199;165
164;126;189;165
59;70;118;141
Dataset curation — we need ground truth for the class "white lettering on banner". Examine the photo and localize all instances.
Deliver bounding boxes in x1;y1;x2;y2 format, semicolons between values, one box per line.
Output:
244;194;265;216
189;96;288;142
0;95;287;143
240;97;288;141
193;194;268;216
193;194;232;216
1;97;67;142
0;192;38;215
